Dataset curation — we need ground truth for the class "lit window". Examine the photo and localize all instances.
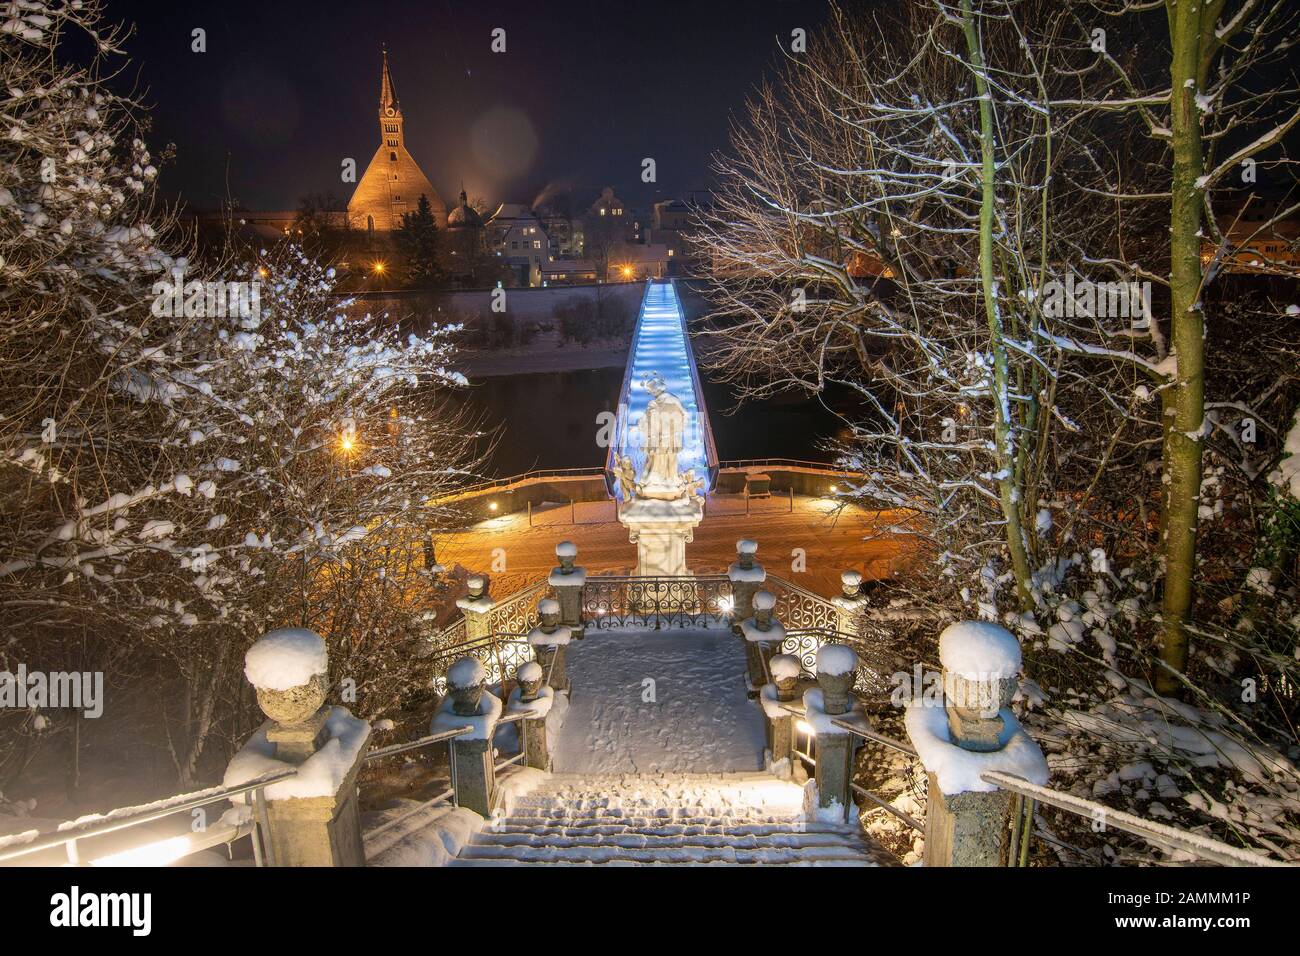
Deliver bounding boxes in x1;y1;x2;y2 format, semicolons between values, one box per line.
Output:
533;240;541;249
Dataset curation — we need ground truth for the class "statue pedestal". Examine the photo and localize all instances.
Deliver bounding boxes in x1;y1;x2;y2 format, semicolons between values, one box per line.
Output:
619;496;704;580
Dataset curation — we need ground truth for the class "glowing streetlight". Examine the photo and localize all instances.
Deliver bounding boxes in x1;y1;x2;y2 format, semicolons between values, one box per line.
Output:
338;433;356;454
372;261;386;276
488;501;499;512
621;265;633;279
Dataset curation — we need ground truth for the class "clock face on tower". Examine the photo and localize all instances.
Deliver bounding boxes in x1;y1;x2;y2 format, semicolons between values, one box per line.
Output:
385;107;395;116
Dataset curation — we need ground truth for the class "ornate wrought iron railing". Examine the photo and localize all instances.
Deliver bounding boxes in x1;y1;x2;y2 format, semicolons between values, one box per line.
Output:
778;627;895;699
764;574;844;632
581;574;733;630
485;580;552;635
427;635;533;694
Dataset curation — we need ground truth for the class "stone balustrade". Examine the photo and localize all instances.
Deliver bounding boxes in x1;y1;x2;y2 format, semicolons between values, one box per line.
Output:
456;574;497;641
738;589;785;694
225;628;370;867
727;538;766;635
904;621;1049;866
548;540;587;640
527;599;572;692
431;656;503;817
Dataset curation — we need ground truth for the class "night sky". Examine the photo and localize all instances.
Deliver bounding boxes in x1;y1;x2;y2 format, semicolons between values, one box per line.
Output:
113;0;840;213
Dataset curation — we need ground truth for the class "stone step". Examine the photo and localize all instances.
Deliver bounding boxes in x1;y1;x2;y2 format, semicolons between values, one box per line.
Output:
472;830;864;852
500;805;803;822
456;842;880;866
453;856;877;867
491;818;850;837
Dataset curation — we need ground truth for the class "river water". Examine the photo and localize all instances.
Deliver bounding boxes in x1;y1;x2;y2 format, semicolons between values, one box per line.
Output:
458;367;860;476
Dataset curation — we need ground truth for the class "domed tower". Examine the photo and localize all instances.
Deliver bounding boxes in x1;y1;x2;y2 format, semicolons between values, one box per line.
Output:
347;47;446;232
446;189;484;230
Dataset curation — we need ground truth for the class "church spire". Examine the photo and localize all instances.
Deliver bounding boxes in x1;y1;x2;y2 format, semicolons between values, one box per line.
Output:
378;44;400;115
377;46;404;150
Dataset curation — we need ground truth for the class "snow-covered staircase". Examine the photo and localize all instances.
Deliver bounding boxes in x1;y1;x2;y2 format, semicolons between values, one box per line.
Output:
454;771;895;866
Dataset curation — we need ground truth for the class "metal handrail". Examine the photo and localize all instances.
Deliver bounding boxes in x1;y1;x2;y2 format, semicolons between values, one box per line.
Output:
671;278;720;488
0;767;298;865
364;715;530;848
801;708;1290;867
428;466;608;501
716;457;862;474
363;726;475;764
981;771;1291;868
850;782;924;832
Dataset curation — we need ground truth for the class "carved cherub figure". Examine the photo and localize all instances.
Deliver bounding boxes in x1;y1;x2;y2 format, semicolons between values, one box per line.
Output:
614;453;640;500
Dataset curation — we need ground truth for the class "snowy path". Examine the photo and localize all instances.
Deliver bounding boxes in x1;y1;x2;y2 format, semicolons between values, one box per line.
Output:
551;627;766;774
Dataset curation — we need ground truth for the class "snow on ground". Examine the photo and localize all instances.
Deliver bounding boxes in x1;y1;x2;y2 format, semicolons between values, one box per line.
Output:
551;627;766;774
365;768;550;866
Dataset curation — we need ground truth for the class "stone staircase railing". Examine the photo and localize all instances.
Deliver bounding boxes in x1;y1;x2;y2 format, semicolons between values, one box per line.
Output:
17;536;1282;868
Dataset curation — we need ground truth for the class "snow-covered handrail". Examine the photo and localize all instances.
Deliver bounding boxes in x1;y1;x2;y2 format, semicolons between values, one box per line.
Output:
981;771;1291;868
0;767;297;865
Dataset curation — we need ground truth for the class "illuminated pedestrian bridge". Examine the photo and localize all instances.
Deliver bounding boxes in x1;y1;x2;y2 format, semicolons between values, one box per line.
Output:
605;280;718;499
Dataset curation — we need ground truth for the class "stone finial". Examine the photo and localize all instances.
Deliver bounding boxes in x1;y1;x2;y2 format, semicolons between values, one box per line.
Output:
752;590;776;631
769;653;801;702
538;598;561;632
244;628;330;762
939;621;1021;752
467;575;488;600
736;538;758;570
516;660;545;702
446;656;488;716
555;541;577;573
815;644;858;716
840;569;864;600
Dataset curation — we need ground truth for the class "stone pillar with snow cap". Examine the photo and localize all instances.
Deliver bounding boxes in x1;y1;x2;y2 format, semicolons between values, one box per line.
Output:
456;575;496;641
548;540;587;640
224;627;371;866
727;539;766;635
507;661;556;771
801;644;862;823
527;599;572;692
905;621;1049;866
739;590;785;694
432;656;503;817
831;570;867;635
759;653;807;781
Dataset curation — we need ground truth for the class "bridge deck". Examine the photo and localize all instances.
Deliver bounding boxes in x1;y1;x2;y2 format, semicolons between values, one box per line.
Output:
606;280;717;497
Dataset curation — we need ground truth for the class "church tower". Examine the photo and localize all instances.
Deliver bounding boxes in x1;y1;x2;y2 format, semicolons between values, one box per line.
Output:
347;48;446;232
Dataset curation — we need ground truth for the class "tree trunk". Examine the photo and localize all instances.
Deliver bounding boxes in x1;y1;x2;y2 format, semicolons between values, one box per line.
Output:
962;0;1034;609
1157;0;1210;694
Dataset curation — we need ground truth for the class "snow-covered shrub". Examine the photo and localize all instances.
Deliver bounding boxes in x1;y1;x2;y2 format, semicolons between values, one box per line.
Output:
0;4;482;790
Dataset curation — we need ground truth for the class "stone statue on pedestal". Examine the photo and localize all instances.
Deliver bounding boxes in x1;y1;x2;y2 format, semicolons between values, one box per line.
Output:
638;372;689;501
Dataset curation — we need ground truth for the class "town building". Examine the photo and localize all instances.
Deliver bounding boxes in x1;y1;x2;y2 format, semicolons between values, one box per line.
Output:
488;203;550;287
